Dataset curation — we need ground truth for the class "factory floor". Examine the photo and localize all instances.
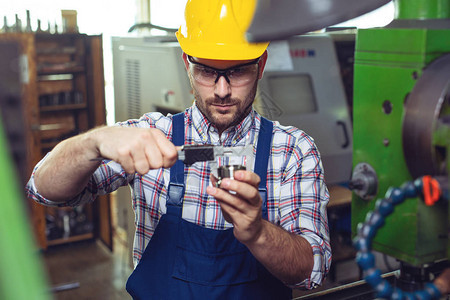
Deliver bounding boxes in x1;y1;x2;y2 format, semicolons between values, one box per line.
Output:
41;237;375;300
42;239;133;300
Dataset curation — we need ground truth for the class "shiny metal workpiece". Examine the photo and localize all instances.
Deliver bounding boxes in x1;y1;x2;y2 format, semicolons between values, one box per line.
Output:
215;165;246;188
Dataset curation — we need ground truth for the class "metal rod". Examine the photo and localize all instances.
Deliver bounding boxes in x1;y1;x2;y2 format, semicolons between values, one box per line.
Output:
49;282;80;293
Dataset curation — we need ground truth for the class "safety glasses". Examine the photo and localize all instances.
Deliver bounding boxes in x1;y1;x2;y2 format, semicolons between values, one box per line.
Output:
187;55;260;87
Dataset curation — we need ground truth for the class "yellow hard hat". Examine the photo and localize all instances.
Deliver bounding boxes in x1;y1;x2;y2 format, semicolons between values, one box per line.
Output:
176;0;269;60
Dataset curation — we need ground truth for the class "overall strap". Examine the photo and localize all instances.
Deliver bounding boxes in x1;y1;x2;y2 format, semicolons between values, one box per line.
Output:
168;113;273;219
167;112;185;215
254;117;273;220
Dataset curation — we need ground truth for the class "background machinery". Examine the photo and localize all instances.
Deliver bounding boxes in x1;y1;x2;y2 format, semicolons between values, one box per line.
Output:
247;0;449;298
112;33;354;185
350;0;450;289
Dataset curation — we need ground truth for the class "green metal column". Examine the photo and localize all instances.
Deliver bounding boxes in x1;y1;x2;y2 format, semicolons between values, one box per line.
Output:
395;0;450;19
351;0;450;266
0;116;50;299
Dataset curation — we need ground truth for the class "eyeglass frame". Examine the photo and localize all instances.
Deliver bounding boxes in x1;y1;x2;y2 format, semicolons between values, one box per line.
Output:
186;55;261;86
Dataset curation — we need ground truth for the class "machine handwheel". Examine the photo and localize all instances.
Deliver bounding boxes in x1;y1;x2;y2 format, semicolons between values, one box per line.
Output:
402;54;450;178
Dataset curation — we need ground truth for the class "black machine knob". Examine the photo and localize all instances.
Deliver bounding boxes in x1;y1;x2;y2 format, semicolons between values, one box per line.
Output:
350;162;378;201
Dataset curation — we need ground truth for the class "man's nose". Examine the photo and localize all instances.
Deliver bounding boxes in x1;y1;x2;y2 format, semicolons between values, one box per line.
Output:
214;75;232;99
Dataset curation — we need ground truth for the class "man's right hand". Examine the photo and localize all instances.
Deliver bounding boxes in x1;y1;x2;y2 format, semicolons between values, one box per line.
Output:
88;126;178;175
33;126;178;202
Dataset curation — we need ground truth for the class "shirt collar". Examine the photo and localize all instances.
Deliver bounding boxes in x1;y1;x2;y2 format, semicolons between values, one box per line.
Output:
189;102;257;146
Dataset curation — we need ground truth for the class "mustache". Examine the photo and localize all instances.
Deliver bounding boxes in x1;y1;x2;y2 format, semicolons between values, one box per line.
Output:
206;96;238;105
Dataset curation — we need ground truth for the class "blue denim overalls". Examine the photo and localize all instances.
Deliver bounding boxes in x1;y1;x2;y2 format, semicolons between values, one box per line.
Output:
126;113;292;299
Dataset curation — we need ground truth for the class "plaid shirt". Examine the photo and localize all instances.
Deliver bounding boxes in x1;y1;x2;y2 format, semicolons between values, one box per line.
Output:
26;103;331;289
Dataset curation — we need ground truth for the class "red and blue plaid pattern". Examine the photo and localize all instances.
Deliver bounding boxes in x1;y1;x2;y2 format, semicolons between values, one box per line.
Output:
26;104;331;289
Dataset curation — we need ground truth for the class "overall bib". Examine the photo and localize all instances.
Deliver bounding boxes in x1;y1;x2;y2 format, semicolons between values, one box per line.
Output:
126;113;292;299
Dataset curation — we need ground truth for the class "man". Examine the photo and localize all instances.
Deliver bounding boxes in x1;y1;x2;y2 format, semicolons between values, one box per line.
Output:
26;0;331;298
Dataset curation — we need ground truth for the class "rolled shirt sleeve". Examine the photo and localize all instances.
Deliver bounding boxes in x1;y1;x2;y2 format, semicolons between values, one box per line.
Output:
25;154;132;208
271;124;331;289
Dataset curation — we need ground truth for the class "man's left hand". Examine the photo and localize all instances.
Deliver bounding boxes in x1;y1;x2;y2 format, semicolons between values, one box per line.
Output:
207;170;263;244
208;170;315;284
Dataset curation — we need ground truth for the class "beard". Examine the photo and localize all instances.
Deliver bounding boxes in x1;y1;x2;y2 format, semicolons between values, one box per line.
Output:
191;78;259;133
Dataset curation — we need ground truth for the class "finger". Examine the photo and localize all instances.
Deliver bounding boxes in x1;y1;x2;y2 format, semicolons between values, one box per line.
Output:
144;142;165;169
233;170;261;187
128;130;162;172
219;178;262;206
207;186;241;222
207;184;259;222
209;185;263;236
207;185;242;210
216;200;234;223
151;130;178;167
128;137;153;174
131;148;151;175
133;129;174;170
116;147;136;174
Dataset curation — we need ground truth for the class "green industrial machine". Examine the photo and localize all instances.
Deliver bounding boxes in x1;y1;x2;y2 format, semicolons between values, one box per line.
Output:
351;0;450;267
246;0;449;296
246;0;449;267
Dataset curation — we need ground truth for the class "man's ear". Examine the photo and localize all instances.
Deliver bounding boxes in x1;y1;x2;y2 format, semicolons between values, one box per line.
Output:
258;50;268;79
182;52;189;71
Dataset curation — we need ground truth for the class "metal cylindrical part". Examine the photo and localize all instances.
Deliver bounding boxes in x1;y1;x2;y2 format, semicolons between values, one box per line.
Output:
394;0;450;20
215;165;246;188
217;165;246;180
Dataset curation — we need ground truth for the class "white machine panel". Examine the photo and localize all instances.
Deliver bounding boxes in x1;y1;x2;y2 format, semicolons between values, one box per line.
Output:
256;35;353;184
112;36;193;122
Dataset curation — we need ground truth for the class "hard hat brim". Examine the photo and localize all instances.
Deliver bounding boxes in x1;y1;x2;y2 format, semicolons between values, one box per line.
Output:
176;31;269;61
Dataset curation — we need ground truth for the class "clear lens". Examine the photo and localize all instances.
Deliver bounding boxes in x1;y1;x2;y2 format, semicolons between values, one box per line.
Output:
190;61;258;87
228;65;258;82
192;65;217;81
